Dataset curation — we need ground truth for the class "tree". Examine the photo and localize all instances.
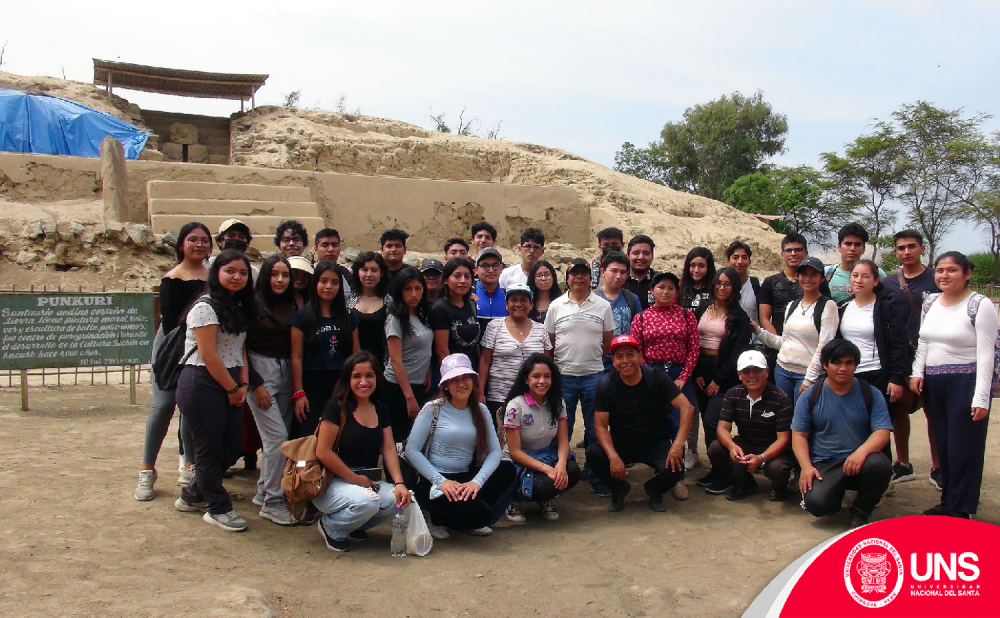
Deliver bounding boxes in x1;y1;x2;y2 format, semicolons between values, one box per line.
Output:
821;126;903;260
282;90;301;107
615;91;789;199
613;142;668;185
955;135;1000;284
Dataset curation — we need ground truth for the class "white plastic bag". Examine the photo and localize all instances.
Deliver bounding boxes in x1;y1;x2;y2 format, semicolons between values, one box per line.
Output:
405;491;433;556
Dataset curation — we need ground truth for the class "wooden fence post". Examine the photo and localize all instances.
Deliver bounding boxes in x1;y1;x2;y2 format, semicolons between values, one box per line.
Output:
20;369;28;411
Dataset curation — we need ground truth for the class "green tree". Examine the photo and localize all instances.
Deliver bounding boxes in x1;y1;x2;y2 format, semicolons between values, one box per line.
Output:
614;91;788;199
956;136;1000;283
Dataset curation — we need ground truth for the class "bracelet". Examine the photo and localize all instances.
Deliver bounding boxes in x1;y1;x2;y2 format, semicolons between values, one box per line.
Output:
759;454;767;466
292;390;307;399
394;482;405;486
226;383;246;395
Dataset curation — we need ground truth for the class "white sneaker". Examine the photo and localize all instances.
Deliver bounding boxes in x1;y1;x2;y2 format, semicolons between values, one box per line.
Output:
178;454;186;474
134;470;156;501
462;526;493;536
259;504;294;526
252;495;266;507
174;496;205;512
429;524;450;539
539;500;559;521
203;510;248;532
177;466;194;486
684;446;699;471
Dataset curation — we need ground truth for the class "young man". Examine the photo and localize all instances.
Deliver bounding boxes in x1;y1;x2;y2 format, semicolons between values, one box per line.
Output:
792;339;893;528
588;335;695;512
474;248;507;333
546;258;615;494
758;233;831;336
471;222;497;252
881;229;942;487
591;227;625;289
313;228;352;296
379;228;408;290
274;220;308;258
420;258;444;303
706;351;797;501
499;227;545;290
210;219;259;279
443;237;470;262
596;251;642;369
623;234;656;310
726;240;761;342
825;223;886;303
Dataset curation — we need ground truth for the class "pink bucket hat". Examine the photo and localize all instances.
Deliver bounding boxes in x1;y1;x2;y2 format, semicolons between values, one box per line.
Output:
439;353;478;387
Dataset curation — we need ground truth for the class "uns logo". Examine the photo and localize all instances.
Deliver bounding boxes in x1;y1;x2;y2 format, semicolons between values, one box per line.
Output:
910;553;980;582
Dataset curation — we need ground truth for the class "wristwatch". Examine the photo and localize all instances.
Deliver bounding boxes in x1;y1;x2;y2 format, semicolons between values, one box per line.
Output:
759;454;767;466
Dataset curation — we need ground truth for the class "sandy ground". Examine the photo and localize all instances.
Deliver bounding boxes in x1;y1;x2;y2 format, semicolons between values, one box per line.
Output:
0;384;996;618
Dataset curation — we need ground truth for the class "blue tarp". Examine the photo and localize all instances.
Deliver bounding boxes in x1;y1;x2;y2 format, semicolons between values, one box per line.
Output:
0;88;150;159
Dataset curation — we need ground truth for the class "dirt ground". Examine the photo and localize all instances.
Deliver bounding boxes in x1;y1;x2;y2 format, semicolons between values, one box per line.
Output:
0;384;996;618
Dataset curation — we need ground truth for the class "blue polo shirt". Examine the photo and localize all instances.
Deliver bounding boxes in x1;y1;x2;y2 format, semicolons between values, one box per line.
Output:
791;380;892;463
475;281;507;331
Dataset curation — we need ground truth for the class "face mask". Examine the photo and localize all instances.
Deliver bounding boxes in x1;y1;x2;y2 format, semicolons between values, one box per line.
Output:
222;239;249;253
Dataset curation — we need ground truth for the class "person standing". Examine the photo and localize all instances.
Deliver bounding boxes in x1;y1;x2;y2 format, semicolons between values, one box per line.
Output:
911;252;997;519
824;223;886;304
380;228;409;290
624;234;656;310
595;251;643;369
726;240;761;343
499;228;545;290
313;228;352;297
431;258;481;369
758;233;831;338
474;248;507;333
383;267;434;441
274;220;308;259
443;237;470;262
471;221;498;253
527;260;561;324
679;247;716;316
287;256;312;309
882;229;942;488
420;258;444;303
591;227;624;289
347;251;390;367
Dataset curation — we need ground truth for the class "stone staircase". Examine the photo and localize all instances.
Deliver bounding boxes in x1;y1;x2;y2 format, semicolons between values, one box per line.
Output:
147;181;325;252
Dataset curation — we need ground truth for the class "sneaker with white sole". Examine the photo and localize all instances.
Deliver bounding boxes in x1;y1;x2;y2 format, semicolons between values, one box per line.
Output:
134;470;157;501
671;480;689;501
539;500;559;521
929;467;943;491
177;466;194;486
259;504;294;526
683;446;699;471
203;510;248;532
505;501;526;523
174;496;205;512
462;526;492;536
318;520;350;551
429;524;450;539
252;495;266;507
178;454;186;474
891;462;917;484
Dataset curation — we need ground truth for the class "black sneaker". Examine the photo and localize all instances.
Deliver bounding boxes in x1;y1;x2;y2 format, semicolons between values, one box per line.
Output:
705;476;733;495
849;513;868;528
348;529;369;542
946;511;971;519
696;469;717;488
645;480;666;512
726;478;759;501
769;488;788;502
929;468;943;491
891;462;916;484
296;503;321;526
318;521;350;552
608;483;631;512
922;503;947;516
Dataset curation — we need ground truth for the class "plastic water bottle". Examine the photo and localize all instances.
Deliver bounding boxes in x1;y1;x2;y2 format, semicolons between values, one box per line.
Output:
390;508;408;557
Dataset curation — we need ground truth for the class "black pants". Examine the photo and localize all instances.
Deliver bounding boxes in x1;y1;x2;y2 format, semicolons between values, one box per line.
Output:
586;436;684;497
382;380;430;442
925;372;989;514
177;365;244;515
855;369;895;462
693;355;728;450
413;462;516;530
520;459;582;502
293;369;339;439
801;453;892;520
707;437;798;489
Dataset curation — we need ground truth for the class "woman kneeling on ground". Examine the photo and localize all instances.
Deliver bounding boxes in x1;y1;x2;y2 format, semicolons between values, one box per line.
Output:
501;353;580;523
406;353;516;539
313;351;411;552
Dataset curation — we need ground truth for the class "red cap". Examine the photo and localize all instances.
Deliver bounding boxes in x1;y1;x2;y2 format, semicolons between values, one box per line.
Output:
609;334;641;354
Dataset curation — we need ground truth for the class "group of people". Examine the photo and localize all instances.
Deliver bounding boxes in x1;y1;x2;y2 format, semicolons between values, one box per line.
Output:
132;216;995;550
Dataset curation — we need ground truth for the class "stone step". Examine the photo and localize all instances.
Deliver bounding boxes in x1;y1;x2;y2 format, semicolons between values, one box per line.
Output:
150;214;327;252
147;180;313;202
149;198;320;218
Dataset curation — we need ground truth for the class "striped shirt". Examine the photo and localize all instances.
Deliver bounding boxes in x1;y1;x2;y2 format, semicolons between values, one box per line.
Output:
719;383;793;452
481;318;552;402
756;299;838;384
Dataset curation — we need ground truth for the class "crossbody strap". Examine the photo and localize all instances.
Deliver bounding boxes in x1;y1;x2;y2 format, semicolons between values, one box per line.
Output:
421;401;443;456
897;272;920;315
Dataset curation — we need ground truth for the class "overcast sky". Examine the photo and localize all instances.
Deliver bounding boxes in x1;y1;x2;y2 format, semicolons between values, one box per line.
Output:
6;0;997;253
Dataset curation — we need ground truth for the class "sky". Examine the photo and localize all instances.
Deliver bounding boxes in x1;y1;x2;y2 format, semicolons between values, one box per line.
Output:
5;0;998;253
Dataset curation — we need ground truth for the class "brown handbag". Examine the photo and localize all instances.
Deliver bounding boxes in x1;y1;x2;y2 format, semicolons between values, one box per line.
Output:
279;407;346;522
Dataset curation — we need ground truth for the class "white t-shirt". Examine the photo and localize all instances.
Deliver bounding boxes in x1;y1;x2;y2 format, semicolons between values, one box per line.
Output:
740;277;760;345
183;297;246;368
544;293;614;376
498;264;529;291
840;301;880;373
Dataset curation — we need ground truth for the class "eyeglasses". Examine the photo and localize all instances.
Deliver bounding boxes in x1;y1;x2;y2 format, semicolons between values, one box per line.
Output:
783;247;805;254
478;263;503;271
280;236;304;245
715;282;733;289
521;243;543;252
185;237;211;245
534;272;552;279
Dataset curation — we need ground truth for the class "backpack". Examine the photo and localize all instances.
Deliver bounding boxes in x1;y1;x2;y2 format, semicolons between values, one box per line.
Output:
921;292;1000;398
151;297;214;391
807;377;874;414
824;266;837;283
785;296;830;334
622;288;642;324
279;405;348;521
749;276;761;300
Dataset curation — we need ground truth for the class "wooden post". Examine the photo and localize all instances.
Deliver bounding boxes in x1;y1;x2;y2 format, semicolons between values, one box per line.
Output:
129;365;137;405
19;369;28;411
100;135;131;223
107;70;113;97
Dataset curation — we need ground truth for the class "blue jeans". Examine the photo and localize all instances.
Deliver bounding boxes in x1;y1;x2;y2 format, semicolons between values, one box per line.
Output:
775;365;805;406
313;478;397;541
563;371;604;488
657;365;696;443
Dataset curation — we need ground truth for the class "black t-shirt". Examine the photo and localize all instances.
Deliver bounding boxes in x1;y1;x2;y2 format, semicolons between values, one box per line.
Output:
594;366;682;444
353;305;388;368
881;268;939;347
429;297;481;367
321;401;390;469
292;309;359;372
159;277;207;334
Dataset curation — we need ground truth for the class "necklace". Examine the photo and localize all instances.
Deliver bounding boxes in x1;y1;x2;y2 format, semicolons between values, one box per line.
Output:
799;299;817;315
507;317;530;337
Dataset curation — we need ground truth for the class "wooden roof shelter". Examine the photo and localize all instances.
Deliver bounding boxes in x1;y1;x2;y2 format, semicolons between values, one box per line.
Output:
93;59;268;110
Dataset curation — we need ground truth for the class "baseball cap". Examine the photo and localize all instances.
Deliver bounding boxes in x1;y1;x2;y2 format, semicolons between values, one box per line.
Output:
475;248;503;264
217;219;251;239
420;258;444;273
567;257;590;274
736;350;768;371
506;283;533;299
651;270;679;287
609;334;641;354
796;256;824;275
287;256;314;275
439;353;478;387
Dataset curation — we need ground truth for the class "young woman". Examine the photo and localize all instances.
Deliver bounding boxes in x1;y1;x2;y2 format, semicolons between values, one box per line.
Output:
431;258;481;369
690;267;752;491
478;284;552;424
630;270;700;500
290;262;360;439
679;247;717;317
347;251;391;365
911;252;997;519
173;249;255;532
383;267;435;441
501;354;580;523
287;256;313;309
244;255;297;525
752;257;838;405
134;222;209;501
406;353;515;539
527;260;562;323
312;351;411;552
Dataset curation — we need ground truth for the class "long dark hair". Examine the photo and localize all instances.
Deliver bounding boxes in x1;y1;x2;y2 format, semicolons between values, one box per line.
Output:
299;261;351;354
527;260;562;319
205;249;255;334
680;247;716;306
439;362;489;455
175;222;212;263
440;257;474;303
328;350;385;419
388;266;431;336
349;251;389;298
710;267;744;335
255;254;295;323
503;353;565;416
853;259;885;295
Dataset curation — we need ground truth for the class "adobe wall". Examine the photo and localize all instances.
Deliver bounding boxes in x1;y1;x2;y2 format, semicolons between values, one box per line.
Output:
0;153;586;252
142;110;231;164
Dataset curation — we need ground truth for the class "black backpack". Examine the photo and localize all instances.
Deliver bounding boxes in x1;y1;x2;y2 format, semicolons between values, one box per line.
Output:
785;295;831;334
806;377;874;414
152;297;214;391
